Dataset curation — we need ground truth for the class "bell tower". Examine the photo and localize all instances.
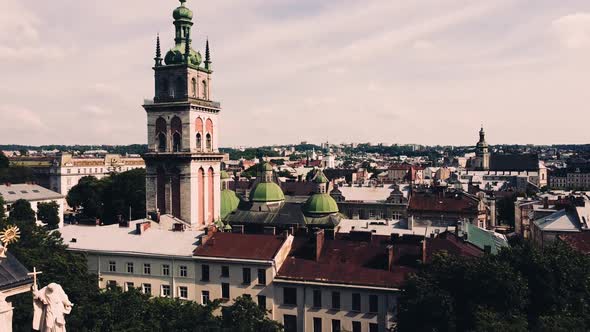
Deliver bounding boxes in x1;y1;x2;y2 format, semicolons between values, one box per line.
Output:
143;0;222;228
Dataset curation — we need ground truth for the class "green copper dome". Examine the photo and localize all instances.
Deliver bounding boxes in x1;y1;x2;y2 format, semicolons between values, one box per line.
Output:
249;182;285;202
304;193;339;215
173;3;193;21
220;189;240;219
314;171;329;184
220;170;230;180
261;162;273;172
165;46;202;66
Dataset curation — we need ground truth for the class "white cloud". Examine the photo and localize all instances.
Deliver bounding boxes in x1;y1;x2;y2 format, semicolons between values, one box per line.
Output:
552;12;590;49
1;0;590;146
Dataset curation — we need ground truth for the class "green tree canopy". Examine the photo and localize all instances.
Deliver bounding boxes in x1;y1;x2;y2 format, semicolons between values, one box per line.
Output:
37;201;60;229
221;295;283;332
397;241;590;332
0;151;9;169
66;169;146;224
7;199;36;224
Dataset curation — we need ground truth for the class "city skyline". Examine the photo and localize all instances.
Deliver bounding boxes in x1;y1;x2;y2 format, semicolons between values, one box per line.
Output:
1;0;589;146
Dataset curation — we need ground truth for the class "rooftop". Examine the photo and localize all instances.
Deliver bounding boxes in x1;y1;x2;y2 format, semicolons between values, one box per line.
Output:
0;183;64;203
59;220;203;257
408;191;480;213
193;232;290;261
0;252;33;291
533;209;580;232
277;237;414;289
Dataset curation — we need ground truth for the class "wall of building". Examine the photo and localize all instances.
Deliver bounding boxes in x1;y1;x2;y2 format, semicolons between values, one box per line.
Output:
273;281;397;332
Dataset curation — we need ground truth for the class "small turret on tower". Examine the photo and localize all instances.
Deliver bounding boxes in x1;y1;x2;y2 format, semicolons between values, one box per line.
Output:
204;39;212;71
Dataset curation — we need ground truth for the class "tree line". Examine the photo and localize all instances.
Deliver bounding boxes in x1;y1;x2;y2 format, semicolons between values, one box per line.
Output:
66;169;146;224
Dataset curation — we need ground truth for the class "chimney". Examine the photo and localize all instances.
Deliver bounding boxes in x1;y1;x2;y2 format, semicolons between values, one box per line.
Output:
387;245;394;271
136;221;151;235
315;229;325;262
543;197;549;209
421;239;427;263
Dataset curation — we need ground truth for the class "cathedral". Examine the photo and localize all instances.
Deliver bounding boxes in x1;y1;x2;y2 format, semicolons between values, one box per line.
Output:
143;0;222;228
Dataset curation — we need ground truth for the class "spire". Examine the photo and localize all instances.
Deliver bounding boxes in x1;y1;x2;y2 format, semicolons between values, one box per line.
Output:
154;34;162;67
184;32;191;63
204;38;212;71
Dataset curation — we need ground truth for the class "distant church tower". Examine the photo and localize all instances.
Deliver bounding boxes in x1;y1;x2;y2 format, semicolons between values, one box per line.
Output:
143;0;222;227
475;126;490;171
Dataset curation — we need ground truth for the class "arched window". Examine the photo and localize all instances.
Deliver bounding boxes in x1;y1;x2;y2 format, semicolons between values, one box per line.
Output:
173;132;181;152
191;78;197;98
206;133;212;151
155;117;167;152
201;80;208;99
158;133;167;152
171;116;182;152
196;133;202;151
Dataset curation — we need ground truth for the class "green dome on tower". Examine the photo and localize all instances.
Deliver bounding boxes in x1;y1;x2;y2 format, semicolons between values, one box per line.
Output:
173;0;193;20
220;189;240;219
314;171;329;184
220;170;230;180
249;182;285;202
303;193;339;215
261;162;273;172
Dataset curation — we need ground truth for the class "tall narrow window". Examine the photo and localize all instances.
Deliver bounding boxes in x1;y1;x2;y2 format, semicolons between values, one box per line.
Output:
206;134;212;151
202;80;208;99
155;117;167;152
171;116;182;152
173;132;181;152
196;133;202;151
192;78;197;97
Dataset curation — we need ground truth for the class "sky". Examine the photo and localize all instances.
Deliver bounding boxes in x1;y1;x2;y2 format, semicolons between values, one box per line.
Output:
0;0;589;147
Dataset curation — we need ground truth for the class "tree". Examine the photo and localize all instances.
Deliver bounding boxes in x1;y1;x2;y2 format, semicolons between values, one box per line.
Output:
397;242;590;332
0;151;9;169
37;201;60;229
7;199;36;224
221;295;283;332
66;176;104;220
100;168;146;224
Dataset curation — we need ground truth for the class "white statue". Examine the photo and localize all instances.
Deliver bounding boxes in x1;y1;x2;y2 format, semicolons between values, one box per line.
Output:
32;283;73;332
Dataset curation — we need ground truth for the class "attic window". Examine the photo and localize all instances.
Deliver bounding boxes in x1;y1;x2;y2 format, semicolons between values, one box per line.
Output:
8;191;16;195
21;191;28;194
32;190;40;193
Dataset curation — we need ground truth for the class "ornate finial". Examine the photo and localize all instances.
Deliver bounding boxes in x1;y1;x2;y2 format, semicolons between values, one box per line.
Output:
154;34;162;66
179;0;187;5
0;226;20;258
184;32;191;63
204;38;212;70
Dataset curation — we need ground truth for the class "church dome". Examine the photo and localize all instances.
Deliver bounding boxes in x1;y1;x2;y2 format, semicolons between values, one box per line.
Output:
165;47;202;66
261;162;273;172
173;1;193;21
313;171;329;184
220;189;240;219
249;182;285;202
304;193;339;215
220;170;230;180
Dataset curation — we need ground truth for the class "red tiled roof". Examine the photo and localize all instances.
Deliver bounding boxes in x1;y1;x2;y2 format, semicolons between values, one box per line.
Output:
408;192;479;213
277;238;414;289
193;233;287;261
388;164;411;170
558;232;590;255
425;232;483;262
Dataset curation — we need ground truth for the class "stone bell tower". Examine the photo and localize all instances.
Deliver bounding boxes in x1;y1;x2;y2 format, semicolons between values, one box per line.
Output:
143;0;222;228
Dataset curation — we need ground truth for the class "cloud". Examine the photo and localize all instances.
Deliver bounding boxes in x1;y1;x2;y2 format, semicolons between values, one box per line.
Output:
552;12;590;49
0;105;45;130
1;0;590;146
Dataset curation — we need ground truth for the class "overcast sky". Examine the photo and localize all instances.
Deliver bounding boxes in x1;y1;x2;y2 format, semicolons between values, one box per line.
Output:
0;0;589;147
